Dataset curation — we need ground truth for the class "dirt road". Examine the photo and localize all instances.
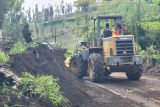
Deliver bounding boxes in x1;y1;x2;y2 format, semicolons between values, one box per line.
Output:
82;73;160;107
10;45;160;107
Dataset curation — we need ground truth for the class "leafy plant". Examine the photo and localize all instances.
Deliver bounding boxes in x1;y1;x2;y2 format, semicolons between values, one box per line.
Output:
65;49;74;59
154;54;160;63
0;51;9;65
139;45;160;64
20;73;69;106
9;41;27;55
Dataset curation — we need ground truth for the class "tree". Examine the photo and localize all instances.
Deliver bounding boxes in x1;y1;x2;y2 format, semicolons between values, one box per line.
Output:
0;0;23;38
74;0;95;40
27;7;32;22
22;23;32;43
74;0;92;13
60;0;65;15
49;5;54;19
35;4;41;22
44;8;50;21
3;11;27;41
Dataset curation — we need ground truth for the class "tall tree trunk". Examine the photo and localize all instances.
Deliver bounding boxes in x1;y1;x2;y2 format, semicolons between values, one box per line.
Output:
0;15;3;43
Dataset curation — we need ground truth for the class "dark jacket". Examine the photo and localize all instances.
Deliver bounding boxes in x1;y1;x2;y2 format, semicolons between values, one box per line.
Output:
103;28;112;38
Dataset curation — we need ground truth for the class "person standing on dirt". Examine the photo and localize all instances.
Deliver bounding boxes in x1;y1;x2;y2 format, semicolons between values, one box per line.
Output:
103;23;112;38
22;23;32;43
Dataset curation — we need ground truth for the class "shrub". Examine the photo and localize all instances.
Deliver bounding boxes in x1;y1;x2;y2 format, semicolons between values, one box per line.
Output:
139;45;160;64
153;53;160;64
9;41;27;55
65;49;74;59
20;73;69;106
0;51;9;65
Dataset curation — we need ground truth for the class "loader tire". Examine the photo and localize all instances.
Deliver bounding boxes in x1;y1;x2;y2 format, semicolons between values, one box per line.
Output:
69;56;79;73
126;65;143;81
88;53;104;83
70;54;88;79
76;55;88;79
104;66;111;77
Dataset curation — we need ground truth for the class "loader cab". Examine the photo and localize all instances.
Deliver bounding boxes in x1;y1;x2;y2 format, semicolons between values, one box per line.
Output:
93;16;123;47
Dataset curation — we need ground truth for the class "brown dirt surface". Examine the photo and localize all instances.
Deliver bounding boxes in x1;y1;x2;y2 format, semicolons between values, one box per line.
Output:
144;64;160;76
10;44;93;107
9;44;145;107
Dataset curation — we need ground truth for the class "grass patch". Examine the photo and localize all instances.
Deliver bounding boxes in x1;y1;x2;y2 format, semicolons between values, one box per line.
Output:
139;45;160;64
0;51;9;66
20;73;69;106
9;41;27;55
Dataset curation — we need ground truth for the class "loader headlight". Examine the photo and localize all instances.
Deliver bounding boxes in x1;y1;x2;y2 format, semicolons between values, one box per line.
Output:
135;57;141;62
133;56;143;63
112;57;120;63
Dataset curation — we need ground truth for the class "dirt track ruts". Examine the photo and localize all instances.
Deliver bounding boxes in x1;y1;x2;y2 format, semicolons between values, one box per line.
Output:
82;73;160;107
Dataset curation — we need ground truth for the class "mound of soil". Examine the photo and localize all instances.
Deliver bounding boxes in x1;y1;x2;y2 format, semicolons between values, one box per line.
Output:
10;44;92;107
0;89;44;107
144;64;160;76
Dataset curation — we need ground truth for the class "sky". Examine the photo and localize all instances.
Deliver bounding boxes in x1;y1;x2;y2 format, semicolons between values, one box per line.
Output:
23;0;74;11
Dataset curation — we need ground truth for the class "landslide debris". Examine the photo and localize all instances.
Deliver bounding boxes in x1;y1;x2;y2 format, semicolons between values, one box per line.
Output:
10;44;93;107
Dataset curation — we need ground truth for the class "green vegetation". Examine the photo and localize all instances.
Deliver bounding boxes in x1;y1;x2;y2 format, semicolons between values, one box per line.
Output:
0;0;24;38
20;73;69;106
139;45;160;64
72;0;160;64
38;0;159;52
65;49;74;59
0;51;9;65
0;71;69;107
9;41;27;55
0;41;29;67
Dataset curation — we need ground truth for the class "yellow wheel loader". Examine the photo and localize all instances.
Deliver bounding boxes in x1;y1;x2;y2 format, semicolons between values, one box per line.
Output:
70;16;143;82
